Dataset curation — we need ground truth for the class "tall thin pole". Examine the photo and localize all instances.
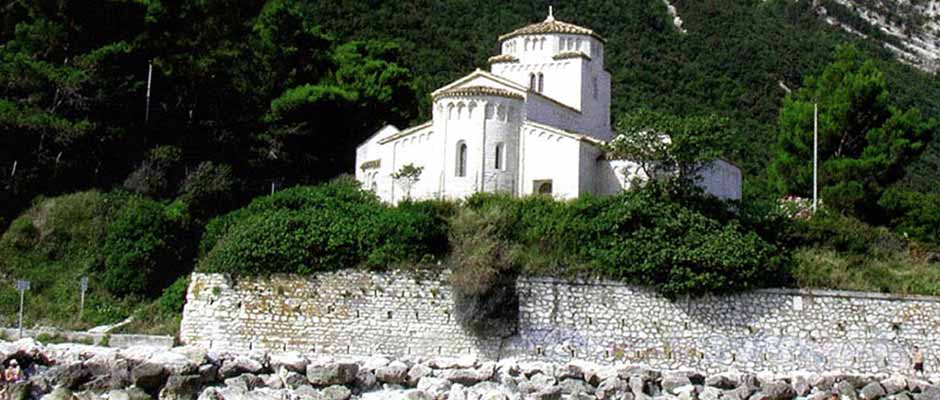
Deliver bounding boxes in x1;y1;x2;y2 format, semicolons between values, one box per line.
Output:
813;103;818;213
145;61;153;124
18;289;24;339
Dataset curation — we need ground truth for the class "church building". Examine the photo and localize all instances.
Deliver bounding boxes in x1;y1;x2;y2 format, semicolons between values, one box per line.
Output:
356;10;741;202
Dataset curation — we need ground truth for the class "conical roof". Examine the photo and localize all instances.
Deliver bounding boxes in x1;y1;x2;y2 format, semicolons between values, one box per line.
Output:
498;11;605;43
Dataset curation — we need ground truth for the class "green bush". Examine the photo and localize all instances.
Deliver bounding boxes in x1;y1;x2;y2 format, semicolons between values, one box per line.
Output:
198;179;449;274
178;161;237;222
794;209;908;257
879;188;940;245
102;197;192;298
449;207;519;335
158;275;190;315
462;184;787;298
0;191;135;327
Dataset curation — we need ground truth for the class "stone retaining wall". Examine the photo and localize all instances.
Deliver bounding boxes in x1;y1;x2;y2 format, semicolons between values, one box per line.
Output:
180;271;940;374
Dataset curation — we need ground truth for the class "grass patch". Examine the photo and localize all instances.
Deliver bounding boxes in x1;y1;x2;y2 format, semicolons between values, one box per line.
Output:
792;248;940;295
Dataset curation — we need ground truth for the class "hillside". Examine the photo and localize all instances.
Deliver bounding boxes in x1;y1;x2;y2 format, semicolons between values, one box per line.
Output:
3;0;940;229
2;0;940;332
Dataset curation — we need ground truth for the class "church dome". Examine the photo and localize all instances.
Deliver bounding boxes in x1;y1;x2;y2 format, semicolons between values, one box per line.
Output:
498;11;605;43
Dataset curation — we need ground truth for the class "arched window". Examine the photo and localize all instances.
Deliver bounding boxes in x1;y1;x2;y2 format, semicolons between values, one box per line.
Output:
456;141;467;177
529;73;537;90
494;142;504;170
537;73;544;93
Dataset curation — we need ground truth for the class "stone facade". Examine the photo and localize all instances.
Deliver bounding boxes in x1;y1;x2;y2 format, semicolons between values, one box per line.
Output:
181;271;940;375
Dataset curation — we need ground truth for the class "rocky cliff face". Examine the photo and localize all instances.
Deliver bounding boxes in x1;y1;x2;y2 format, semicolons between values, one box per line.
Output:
820;0;940;72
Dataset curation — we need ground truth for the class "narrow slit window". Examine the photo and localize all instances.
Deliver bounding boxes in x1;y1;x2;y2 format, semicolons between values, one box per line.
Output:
537;73;544;93
529;73;537;90
456;141;467;177
494;143;504;170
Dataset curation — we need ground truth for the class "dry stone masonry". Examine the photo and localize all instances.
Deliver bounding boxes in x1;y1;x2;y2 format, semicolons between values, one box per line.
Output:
181;271;940;375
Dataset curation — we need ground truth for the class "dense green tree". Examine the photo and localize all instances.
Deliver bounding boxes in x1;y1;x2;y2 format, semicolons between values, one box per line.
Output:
770;44;933;218
606;109;732;186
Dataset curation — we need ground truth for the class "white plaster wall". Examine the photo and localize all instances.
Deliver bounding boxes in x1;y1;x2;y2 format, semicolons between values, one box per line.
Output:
384;125;438;203
356;125;399;201
523;94;581;135
492;60;583;112
594;159;648;196
518;124;583;199
437;95;524;200
696;159;743;200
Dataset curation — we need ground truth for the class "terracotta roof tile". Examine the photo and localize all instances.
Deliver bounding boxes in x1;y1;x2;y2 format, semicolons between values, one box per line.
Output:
488;54;519;64
498;17;605;43
432;86;524;101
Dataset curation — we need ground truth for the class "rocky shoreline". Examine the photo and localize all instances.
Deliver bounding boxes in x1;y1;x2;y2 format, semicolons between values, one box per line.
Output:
0;339;937;400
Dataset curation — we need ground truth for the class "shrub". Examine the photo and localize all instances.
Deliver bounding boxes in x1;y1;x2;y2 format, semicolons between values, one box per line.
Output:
102;197;192;298
178;161;237;222
449;207;519;336
198;179;449;274
461;184;787;298
0;191;134;327
158;275;190;315
123;145;184;198
879;188;940;245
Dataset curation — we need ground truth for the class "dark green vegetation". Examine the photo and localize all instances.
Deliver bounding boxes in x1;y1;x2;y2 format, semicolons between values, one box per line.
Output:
2;0;940;332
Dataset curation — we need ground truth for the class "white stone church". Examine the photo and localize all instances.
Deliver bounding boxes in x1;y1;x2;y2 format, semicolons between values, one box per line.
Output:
356;10;741;202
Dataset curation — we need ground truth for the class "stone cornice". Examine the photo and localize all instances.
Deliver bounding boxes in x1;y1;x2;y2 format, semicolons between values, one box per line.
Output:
552;51;591;61
432;86;524;101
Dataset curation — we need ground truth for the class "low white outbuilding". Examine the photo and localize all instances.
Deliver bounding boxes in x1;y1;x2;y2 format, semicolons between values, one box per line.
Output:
355;10;741;203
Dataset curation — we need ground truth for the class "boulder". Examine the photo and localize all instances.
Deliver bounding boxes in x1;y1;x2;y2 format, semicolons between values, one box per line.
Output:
558;378;593;396
40;387;74;400
407;364;432;386
292;385;324;400
110;358;133;389
519;373;556;394
662;373;693;395
270;352;308;373
171;346;208;366
518;361;554;378
306;361;358;386
437;368;486;386
283;370;309;389
159;374;202;400
880;376;908;395
321;385;352;400
860;382;887;400
219;357;264;379
428;356;477;369
131;362;168;393
705;374;738;390
401;389;433;400
376;361;409;385
46;363;91;390
196;364;218;385
596;377;627;400
356;368;377;390
417;376;453;399
4;381;30;400
532;386;562;400
759;382;796;400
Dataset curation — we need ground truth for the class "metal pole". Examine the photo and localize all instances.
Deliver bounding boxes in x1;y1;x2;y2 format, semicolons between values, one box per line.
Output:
18;289;24;339
813;103;818;213
145;61;153;124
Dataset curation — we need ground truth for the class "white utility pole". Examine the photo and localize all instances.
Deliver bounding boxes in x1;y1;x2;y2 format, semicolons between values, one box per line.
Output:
813;103;819;213
145;61;153;124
